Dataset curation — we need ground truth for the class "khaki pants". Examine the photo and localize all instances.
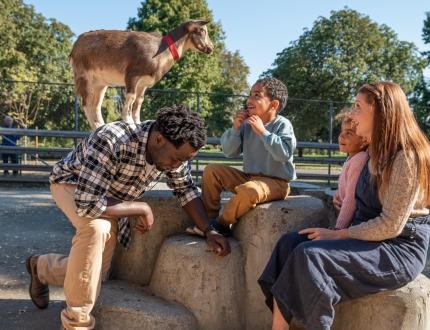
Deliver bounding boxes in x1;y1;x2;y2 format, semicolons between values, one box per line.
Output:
37;183;118;330
202;164;290;224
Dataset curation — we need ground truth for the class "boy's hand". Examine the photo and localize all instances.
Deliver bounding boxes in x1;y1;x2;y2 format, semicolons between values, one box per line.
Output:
233;110;248;130
247;115;266;136
206;231;231;256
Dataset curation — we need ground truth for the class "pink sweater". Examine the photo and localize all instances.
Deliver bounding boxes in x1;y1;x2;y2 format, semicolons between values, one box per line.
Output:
335;151;369;229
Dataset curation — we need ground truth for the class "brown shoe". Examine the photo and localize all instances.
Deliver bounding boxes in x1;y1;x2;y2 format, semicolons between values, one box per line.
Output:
26;255;49;309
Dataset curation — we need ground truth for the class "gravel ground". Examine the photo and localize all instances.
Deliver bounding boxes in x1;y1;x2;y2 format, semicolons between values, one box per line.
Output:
0;185;73;330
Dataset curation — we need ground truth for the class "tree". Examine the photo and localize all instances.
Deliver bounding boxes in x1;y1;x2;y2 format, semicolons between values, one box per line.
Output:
127;0;249;135
265;8;427;141
410;12;430;136
423;11;430;62
0;0;75;129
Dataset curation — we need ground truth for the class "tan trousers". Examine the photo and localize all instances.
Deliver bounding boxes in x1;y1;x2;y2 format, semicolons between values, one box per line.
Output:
37;183;118;330
202;164;290;224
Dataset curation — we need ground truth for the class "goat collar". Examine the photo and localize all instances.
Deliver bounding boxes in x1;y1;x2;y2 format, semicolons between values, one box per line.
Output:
163;34;180;61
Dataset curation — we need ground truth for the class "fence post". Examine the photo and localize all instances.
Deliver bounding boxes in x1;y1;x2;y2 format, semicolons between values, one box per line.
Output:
195;92;201;183
328;102;334;186
74;95;79;146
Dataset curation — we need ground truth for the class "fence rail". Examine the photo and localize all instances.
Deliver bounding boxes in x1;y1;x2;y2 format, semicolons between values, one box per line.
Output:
0;128;343;185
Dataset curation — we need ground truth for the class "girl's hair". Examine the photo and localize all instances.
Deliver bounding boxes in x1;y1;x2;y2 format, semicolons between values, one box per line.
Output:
358;82;430;205
335;107;354;124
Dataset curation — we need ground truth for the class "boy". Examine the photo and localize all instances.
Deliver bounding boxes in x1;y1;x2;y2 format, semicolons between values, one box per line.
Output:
189;77;296;236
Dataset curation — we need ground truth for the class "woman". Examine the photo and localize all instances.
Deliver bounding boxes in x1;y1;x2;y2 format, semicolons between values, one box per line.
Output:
258;82;430;330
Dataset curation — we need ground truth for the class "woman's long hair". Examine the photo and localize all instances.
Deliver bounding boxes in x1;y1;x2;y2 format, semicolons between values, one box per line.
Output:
358;82;430;205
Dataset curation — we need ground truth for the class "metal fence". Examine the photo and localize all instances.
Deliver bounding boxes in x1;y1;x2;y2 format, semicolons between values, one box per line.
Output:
0;80;349;143
0;127;344;186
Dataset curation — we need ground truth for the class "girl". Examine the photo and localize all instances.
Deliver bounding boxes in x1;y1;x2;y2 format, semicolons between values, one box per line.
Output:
258;82;430;330
333;107;369;229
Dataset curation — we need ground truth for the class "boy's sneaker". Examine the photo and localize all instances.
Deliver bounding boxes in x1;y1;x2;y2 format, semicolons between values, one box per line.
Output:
185;219;233;238
209;220;233;237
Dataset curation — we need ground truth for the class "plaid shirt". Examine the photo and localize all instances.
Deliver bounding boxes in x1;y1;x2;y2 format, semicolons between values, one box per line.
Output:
49;121;200;248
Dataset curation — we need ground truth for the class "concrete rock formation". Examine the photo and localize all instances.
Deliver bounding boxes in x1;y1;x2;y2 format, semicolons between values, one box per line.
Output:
96;189;430;329
94;280;198;330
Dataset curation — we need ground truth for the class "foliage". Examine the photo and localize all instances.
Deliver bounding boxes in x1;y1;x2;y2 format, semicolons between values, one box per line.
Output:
0;0;74;129
264;8;427;141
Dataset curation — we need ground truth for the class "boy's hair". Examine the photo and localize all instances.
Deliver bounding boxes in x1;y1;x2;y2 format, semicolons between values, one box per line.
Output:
335;107;354;125
255;77;288;113
154;104;207;149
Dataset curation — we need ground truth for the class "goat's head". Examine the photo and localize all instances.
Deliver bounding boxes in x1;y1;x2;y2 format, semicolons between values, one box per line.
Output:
184;20;213;54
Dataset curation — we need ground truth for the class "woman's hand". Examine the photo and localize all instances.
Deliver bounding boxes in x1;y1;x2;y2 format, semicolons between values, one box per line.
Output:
134;203;154;234
333;193;342;211
299;227;349;240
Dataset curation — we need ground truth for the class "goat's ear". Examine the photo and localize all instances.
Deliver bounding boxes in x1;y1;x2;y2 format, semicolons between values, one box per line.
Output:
185;20;209;32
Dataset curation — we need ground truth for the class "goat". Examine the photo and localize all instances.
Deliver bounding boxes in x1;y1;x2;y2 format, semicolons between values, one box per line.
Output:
69;20;213;130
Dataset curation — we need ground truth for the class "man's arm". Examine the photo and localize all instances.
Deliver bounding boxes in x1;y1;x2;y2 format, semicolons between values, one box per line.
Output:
103;197;154;234
182;197;231;256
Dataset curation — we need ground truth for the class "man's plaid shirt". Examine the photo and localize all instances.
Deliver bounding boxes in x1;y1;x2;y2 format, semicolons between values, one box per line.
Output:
49;121;200;248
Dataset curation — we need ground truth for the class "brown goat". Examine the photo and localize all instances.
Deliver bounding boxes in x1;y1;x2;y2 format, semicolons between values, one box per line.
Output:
69;20;213;130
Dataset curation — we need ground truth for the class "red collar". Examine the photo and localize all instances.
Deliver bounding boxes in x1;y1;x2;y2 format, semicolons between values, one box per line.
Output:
163;34;179;61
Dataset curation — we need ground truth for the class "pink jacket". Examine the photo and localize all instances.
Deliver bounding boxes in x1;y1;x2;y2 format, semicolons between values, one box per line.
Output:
335;151;369;229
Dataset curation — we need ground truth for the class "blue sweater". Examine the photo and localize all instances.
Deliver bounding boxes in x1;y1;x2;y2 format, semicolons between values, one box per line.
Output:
221;115;296;181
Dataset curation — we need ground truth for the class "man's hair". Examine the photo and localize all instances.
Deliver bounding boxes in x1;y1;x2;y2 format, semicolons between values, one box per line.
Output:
154;104;207;149
335;107;354;125
255;77;288;113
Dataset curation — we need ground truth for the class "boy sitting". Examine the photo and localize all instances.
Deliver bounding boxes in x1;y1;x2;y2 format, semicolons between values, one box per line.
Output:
188;77;296;236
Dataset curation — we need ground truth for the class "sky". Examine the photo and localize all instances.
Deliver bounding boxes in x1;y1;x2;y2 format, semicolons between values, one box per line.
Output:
23;0;430;85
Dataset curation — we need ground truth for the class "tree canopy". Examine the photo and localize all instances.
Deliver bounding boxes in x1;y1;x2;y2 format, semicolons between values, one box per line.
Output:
0;0;75;129
265;8;427;141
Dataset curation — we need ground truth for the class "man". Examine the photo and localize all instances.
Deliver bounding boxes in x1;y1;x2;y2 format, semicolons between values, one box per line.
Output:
26;105;231;330
1;115;21;176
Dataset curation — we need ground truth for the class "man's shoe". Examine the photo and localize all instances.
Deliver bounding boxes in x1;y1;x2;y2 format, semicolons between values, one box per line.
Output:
26;255;49;309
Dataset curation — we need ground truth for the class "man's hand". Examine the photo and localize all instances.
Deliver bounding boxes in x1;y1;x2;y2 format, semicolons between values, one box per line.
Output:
299;227;349;241
247;115;266;136
133;204;154;235
233;110;248;130
206;231;231;256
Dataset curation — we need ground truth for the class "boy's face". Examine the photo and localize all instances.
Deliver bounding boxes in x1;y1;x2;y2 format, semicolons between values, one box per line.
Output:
246;83;277;119
338;121;366;154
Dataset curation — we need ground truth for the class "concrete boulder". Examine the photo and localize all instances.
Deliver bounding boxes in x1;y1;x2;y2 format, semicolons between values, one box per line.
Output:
234;195;329;329
149;235;245;330
111;190;193;285
94;280;198;330
332;274;430;330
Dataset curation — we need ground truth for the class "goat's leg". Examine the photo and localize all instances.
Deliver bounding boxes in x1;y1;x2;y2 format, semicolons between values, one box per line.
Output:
122;77;139;124
132;86;147;124
83;84;108;130
75;76;96;130
93;86;108;128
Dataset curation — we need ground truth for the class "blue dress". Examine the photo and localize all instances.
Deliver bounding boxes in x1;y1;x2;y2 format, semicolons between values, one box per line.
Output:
258;162;430;330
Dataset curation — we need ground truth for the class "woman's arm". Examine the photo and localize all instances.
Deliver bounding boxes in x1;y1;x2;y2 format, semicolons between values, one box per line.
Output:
348;152;419;241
